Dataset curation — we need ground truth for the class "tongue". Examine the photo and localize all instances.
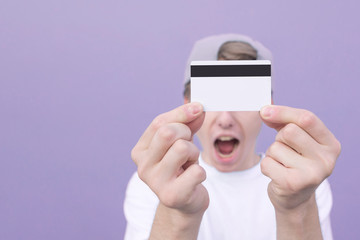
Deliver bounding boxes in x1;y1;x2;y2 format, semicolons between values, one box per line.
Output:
217;141;235;155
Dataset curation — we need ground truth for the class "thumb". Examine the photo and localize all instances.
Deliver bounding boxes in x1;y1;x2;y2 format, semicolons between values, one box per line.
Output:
187;111;205;137
260;105;285;131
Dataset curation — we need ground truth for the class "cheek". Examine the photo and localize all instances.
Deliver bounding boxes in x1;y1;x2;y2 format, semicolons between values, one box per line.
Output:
241;114;262;137
197;123;209;142
249;118;262;137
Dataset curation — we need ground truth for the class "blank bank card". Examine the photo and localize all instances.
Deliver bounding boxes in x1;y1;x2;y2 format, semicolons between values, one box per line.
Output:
190;60;271;111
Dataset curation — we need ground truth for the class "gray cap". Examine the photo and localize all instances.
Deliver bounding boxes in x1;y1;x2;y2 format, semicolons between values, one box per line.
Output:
184;33;273;85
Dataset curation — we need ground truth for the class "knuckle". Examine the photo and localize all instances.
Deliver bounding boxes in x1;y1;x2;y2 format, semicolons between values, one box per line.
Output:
182;125;192;140
160;187;180;208
304;164;323;185
151;115;166;130
193;165;206;182
130;147;138;164
299;110;316;129
308;170;321;185
284;180;296;193
325;164;335;177
281;123;298;141
132;150;151;181
137;165;147;182
267;142;281;156
187;147;200;164
309;173;323;187
269;183;286;197
284;175;303;193
321;153;337;176
188;142;199;155
333;139;342;156
320;141;340;175
260;157;271;175
172;139;190;155
157;125;177;142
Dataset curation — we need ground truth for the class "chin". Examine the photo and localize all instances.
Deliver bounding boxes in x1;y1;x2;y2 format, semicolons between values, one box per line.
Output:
212;152;241;172
214;162;238;172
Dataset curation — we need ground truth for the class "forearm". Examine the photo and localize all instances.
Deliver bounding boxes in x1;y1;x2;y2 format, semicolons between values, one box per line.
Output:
149;203;204;240
275;194;323;240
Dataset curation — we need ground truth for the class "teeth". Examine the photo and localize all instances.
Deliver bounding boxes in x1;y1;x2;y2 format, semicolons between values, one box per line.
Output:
218;136;234;141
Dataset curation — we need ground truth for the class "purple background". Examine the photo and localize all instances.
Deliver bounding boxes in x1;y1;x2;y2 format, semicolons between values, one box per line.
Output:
1;0;359;239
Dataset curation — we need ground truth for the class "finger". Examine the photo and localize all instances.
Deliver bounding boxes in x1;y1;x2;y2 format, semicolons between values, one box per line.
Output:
159;139;200;180
174;164;207;201
260;105;336;146
136;102;204;151
187;111;206;138
145;123;192;166
260;156;287;183
156;164;207;211
136;139;200;195
275;123;321;158
266;141;303;168
261;156;321;200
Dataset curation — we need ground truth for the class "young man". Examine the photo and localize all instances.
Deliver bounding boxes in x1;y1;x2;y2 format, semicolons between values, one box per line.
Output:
124;34;341;240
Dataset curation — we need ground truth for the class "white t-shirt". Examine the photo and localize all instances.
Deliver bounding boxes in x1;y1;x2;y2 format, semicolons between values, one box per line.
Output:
124;155;333;240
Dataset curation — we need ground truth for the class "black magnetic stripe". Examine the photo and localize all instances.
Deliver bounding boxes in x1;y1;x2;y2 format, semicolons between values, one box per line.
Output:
191;64;271;77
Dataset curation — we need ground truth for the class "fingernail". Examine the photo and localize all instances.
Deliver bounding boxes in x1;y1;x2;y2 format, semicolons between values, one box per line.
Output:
261;106;273;118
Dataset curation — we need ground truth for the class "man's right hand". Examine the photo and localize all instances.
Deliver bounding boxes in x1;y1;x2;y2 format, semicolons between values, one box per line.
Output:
131;102;209;220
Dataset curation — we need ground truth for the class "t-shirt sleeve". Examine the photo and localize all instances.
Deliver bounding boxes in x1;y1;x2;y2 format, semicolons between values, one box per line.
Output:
123;172;159;240
315;178;333;240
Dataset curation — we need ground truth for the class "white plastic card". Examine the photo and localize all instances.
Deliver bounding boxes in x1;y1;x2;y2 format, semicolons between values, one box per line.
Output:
190;60;271;111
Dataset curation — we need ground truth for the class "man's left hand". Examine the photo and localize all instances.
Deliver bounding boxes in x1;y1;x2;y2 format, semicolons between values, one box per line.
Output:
260;105;341;212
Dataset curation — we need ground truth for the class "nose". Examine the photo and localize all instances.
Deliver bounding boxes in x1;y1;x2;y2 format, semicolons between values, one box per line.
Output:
216;111;235;129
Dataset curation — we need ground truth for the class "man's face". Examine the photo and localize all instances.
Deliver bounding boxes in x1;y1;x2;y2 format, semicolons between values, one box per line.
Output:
196;111;262;172
186;43;263;172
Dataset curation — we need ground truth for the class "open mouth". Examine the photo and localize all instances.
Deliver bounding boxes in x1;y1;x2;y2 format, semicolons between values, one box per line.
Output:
214;136;240;158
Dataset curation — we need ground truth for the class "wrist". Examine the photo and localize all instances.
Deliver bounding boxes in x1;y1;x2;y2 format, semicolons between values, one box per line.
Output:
150;203;206;240
274;194;323;240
